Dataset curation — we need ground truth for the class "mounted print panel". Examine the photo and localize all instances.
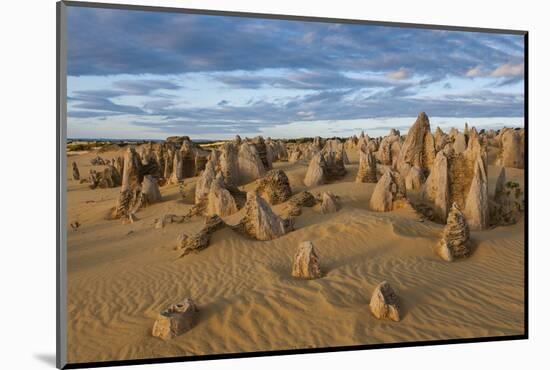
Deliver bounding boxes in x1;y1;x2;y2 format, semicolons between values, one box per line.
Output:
57;1;527;368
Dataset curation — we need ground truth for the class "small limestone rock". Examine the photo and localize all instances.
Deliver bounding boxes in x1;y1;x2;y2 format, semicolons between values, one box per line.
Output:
152;298;199;340
175;233;189;250
369;281;401;322
292;241;322;279
319;192;341;214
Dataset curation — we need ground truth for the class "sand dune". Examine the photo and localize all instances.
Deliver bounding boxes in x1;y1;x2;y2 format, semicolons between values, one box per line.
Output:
66;147;524;364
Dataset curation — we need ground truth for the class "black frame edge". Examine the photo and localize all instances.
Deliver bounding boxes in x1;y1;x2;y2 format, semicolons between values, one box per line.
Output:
60;0;527;35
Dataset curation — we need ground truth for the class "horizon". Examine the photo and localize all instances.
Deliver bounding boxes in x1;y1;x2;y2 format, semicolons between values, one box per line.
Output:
66;6;525;140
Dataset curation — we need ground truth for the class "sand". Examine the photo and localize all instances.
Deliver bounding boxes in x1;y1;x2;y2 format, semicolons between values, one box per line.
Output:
66;147;525;364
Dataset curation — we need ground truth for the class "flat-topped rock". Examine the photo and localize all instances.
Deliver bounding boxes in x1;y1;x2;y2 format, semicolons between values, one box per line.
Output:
152;298;199;340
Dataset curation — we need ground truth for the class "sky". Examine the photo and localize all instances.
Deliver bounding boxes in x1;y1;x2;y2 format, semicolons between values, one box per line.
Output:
66;6;525;140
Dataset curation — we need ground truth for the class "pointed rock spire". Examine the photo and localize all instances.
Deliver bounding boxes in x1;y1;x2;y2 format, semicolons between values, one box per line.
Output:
435;203;471;261
292;241;322;279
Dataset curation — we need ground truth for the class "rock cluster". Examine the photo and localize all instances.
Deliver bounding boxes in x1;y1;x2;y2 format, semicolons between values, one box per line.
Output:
369;281;401;321
152;298;199;340
422;130;490;229
292;241;322;279
89;165;122;189
434;203;471;261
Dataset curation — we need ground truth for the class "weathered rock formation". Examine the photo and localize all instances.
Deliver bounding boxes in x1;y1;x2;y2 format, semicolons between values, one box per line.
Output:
256;169;292;205
377;129;401;166
497;128;524;169
72;162;80;180
434;203;471;261
237;142;266;184
321;139;347;180
291;241;322;279
423;151;449;221
303;153;326;187
178;215;226;258
90;155;108;166
405;166;425;191
369;170;407;212
206;174;238;217
141;175;162;204
490;167;523;225
395;112;435;175
463;154;489;230
219;142;239;188
113;147;160;220
235;192;291;240
369;281;401;322
251;136;273;170
356;145;378;183
284;191;317;217
89;165;122;189
152;298;199;340
195;160;217;205
319;192;341;214
421;129;490;228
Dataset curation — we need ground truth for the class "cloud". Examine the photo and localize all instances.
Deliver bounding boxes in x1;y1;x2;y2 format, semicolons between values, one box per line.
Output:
466;66;484;77
214;70;392;90
490;63;524;77
385;68;410;80
67;6;524;80
112;79;181;95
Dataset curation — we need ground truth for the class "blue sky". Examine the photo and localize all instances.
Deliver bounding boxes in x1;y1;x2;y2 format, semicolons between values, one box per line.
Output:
66;6;525;140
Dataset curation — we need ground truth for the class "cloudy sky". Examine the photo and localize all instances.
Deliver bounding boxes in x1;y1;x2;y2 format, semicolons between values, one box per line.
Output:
66;6;525;140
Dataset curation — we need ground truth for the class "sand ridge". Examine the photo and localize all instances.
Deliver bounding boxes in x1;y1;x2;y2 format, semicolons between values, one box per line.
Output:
66;146;524;363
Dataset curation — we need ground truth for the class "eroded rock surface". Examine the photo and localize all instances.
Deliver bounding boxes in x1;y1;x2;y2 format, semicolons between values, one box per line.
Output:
152;298;199;340
369;281;401;321
292;241;322;279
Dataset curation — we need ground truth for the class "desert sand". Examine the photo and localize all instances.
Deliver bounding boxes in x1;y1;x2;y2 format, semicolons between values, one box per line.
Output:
66;121;524;364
